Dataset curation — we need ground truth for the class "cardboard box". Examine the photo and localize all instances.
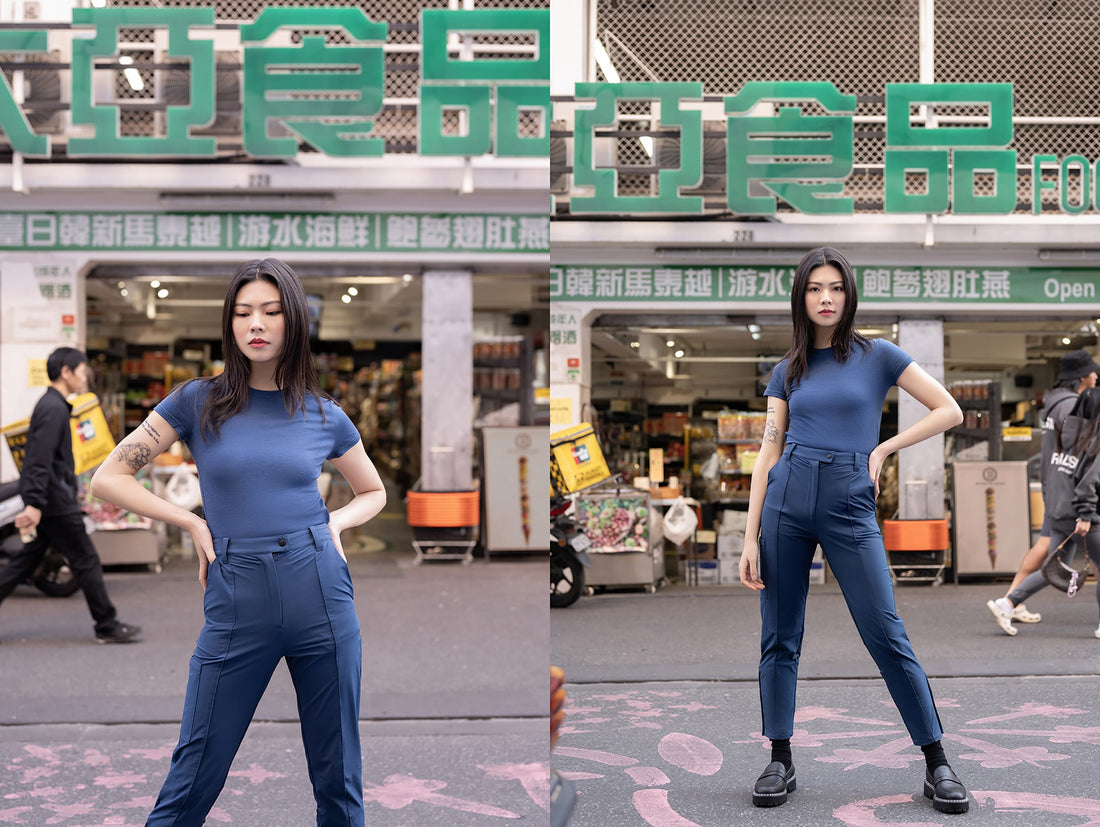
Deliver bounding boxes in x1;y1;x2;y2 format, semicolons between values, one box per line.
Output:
809;546;826;584
694;529;716;560
719;558;740;584
717;532;744;558
690;559;719;585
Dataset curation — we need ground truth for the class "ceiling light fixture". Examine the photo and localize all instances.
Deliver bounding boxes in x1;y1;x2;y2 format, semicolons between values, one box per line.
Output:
630;340;640;349
665;339;675;347
674;349;685;358
157;288;169;298
347;287;358;296
150;279;161;288
341;294;351;304
1062;337;1072;345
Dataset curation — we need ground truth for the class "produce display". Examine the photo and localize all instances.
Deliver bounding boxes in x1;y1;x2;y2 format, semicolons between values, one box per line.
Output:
575;496;649;552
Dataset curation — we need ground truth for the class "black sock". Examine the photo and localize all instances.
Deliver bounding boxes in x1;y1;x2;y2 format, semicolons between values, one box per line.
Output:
921;740;948;771
770;738;792;770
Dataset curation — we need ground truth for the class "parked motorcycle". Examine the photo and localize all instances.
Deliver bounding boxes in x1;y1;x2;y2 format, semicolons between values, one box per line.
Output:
0;479;80;598
550;495;590;608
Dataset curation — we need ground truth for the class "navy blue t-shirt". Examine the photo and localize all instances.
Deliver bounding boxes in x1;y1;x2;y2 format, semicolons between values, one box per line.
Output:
155;379;361;538
765;339;913;455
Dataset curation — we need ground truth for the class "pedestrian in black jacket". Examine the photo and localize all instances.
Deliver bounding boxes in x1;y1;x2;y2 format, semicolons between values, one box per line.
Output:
0;347;140;643
994;386;1100;639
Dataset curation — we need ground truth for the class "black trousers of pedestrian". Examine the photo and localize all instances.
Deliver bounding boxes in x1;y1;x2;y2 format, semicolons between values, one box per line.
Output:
0;511;119;635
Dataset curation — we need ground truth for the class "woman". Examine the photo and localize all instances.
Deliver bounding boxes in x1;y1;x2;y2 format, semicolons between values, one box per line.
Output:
739;247;968;814
995;386;1100;636
92;259;386;826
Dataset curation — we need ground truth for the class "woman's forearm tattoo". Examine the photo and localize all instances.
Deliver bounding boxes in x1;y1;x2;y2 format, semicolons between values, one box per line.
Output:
140;420;161;444
113;443;151;473
764;408;779;444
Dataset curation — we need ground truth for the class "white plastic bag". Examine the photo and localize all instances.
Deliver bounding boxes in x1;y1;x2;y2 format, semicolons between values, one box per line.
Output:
662;496;698;545
165;465;202;511
700;452;719;482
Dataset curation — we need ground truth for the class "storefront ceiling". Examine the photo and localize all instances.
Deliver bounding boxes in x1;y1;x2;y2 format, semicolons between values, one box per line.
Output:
85;266;546;342
590;314;1100;390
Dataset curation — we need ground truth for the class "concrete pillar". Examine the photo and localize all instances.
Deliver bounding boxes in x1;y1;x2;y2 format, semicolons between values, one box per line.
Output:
549;302;593;429
421;270;472;491
897;319;946;519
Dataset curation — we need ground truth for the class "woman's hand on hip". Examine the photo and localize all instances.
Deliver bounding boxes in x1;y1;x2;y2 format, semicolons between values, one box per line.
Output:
868;448;887;499
740;539;765;591
327;514;348;561
186;515;215;589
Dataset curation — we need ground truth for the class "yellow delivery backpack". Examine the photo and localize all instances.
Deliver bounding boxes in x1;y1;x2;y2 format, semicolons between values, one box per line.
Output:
550;422;611;496
2;392;116;476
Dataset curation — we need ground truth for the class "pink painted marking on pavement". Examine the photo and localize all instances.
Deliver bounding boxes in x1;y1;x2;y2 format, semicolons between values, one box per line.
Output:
667;703;717;713
362;774;520;818
557;726;596;735
28;786;66;798
795;706;897;727
0;806;34;823
629;721;663;730
100;817;146;826
126;745;175;761
41;799;97;821
620;708;663;718
564;705;603;715
556;772;605;781
646;691;683;697
949;732;1070;768
554;746;639;766
625;766;671;786
590;693;638;702
83;747;111;767
479;762;550;811
963;724;1100;745
107;795;158;810
965;701;1089;725
227;763;286;785
93;772;148;789
633;788;701;827
626;700;656;710
816;736;923;770
793;728;905;748
971;790;1100;824
565;717;612;725
19;765;60;784
832;793;939;827
657;733;722;777
206;806;234;822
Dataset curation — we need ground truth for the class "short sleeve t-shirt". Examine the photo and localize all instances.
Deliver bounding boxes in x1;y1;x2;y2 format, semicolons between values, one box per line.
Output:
155;379;361;538
764;339;913;455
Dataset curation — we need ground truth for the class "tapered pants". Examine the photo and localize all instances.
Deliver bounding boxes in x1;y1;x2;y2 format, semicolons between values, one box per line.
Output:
147;524;363;826
758;443;943;746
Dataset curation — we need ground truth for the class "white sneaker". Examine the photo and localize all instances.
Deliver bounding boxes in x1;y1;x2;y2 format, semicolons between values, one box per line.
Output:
1012;603;1042;623
1095;623;1100;640
986;600;1017;636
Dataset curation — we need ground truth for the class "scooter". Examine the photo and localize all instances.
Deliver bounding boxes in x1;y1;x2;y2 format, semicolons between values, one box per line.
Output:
0;479;81;598
550;494;590;608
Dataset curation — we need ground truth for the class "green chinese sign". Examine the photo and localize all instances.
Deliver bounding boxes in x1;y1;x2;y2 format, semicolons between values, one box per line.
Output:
550;265;1100;304
0;7;547;159
0;212;549;253
568;81;1095;215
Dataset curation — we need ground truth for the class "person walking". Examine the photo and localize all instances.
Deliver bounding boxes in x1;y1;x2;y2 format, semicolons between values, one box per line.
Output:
739;247;970;814
92;259;386;826
991;386;1100;638
986;348;1099;635
0;347;140;644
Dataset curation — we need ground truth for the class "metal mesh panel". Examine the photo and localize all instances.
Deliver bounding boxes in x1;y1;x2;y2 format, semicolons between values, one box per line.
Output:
558;0;1100;214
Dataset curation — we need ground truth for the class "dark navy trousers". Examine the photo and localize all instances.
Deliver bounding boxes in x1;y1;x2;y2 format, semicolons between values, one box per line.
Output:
758;443;943;746
147;524;363;826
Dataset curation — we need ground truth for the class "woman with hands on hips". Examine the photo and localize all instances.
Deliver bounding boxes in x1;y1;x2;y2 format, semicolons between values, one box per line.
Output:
738;247;969;815
92;258;385;826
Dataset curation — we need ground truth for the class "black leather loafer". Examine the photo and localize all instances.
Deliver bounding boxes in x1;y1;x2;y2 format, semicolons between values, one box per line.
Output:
752;760;795;807
923;764;970;814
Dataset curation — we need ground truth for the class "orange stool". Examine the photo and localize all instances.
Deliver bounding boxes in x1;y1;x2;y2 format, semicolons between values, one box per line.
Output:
406;489;480;564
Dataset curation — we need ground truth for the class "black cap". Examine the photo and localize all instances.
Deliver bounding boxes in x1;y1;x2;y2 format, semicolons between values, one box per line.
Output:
1058;349;1100;382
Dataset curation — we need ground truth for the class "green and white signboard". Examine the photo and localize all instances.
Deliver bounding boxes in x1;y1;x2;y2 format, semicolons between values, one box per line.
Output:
567;81;1100;216
0;7;548;159
0;212;549;254
550;265;1100;304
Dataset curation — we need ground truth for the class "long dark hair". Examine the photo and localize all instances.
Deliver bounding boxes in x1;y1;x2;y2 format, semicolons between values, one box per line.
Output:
1069;386;1100;460
196;258;328;440
781;246;871;393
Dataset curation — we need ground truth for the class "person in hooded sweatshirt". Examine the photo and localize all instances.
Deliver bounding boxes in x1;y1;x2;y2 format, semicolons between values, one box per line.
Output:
986;349;1098;636
991;386;1100;639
